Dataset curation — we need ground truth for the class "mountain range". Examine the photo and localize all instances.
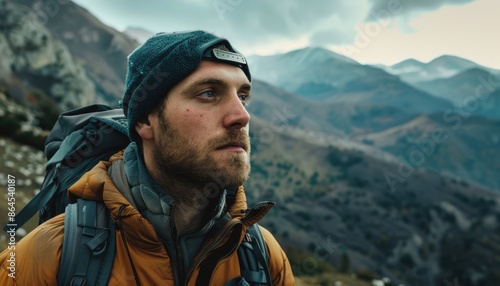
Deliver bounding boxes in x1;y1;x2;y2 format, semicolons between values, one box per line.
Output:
248;47;452;115
1;1;500;285
412;68;500;117
379;55;500;84
247;47;500;192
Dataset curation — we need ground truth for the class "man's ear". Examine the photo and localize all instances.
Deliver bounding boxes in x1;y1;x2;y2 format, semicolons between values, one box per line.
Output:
135;115;155;140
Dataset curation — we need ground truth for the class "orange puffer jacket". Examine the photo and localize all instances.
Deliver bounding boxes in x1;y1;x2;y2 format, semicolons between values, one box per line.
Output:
0;153;295;285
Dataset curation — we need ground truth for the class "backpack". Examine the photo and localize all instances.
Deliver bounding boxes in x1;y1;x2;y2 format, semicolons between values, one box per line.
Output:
4;104;272;286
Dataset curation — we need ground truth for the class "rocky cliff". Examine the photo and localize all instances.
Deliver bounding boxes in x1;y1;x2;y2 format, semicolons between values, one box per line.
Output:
12;0;139;104
0;0;97;110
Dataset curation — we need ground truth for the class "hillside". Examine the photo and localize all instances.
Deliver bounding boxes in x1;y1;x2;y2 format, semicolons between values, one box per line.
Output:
351;113;500;191
246;116;500;285
411;68;500;119
11;0;138;103
249;79;500;193
249;79;436;137
0;136;45;249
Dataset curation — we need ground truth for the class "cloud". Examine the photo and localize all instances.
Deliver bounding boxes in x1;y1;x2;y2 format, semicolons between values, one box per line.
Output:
206;0;477;48
73;0;479;55
310;25;358;46
208;0;371;51
366;0;475;21
73;0;371;53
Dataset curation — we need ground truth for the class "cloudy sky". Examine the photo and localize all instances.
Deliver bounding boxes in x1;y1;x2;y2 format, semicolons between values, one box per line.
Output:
72;0;500;68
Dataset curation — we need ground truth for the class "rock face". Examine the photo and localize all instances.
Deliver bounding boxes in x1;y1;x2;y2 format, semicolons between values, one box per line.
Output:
0;0;96;110
12;0;139;105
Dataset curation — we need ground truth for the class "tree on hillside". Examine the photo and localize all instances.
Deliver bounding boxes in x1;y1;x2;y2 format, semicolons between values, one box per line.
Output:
339;251;351;273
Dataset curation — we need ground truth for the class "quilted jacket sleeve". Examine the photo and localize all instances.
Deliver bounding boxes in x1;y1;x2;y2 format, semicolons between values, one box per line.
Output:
0;214;64;286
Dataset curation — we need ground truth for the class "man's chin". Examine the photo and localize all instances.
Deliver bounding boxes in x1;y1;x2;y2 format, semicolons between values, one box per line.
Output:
212;151;249;166
225;174;250;189
211;164;250;189
201;152;248;183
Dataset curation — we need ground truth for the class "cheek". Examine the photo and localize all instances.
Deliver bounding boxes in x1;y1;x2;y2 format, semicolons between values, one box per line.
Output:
165;98;221;136
174;109;214;139
182;108;207;126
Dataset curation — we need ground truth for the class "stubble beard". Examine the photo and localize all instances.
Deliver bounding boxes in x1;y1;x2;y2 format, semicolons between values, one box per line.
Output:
151;113;251;204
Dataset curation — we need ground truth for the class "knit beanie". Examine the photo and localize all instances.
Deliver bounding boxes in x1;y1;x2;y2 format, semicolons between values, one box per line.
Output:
121;30;251;141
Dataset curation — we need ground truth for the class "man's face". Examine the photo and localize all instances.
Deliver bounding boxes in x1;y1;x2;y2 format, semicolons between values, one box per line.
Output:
149;60;252;189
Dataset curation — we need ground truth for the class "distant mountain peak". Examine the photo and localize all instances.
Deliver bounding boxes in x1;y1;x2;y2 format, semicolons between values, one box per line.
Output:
427;54;479;69
429;54;474;63
383;54;500;84
393;58;425;68
285;46;359;65
388;59;426;74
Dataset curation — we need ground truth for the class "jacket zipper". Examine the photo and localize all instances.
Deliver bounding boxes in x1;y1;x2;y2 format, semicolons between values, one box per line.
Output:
179;202;273;284
184;220;242;284
183;201;274;284
169;207;182;286
118;205;142;286
171;206;202;286
175;236;185;286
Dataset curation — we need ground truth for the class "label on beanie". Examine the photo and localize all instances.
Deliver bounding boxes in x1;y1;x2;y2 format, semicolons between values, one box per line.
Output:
211;49;247;65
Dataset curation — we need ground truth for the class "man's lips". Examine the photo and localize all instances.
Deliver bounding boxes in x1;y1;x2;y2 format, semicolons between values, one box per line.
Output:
216;142;247;152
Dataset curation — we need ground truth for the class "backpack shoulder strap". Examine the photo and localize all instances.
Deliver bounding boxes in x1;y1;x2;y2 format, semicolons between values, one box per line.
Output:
234;224;272;286
57;199;116;286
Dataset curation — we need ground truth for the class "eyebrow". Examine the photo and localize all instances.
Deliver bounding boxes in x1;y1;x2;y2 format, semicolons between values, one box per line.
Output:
182;78;252;95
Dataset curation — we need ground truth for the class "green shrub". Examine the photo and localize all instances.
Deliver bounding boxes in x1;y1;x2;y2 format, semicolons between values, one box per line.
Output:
339;252;351;273
0;113;22;134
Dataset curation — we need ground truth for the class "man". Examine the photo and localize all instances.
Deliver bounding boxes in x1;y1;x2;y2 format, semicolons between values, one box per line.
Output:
0;31;295;285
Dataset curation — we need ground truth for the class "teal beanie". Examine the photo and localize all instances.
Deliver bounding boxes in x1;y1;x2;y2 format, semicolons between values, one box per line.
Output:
121;30;251;141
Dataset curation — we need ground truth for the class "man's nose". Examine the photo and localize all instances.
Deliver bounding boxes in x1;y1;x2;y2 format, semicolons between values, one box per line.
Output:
222;93;250;130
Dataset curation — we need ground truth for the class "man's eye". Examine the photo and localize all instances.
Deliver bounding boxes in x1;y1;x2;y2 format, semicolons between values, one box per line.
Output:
240;94;251;106
198;91;215;99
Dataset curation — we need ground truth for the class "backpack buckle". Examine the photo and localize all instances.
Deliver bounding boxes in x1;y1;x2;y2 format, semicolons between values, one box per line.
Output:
70;276;87;286
244;232;252;242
